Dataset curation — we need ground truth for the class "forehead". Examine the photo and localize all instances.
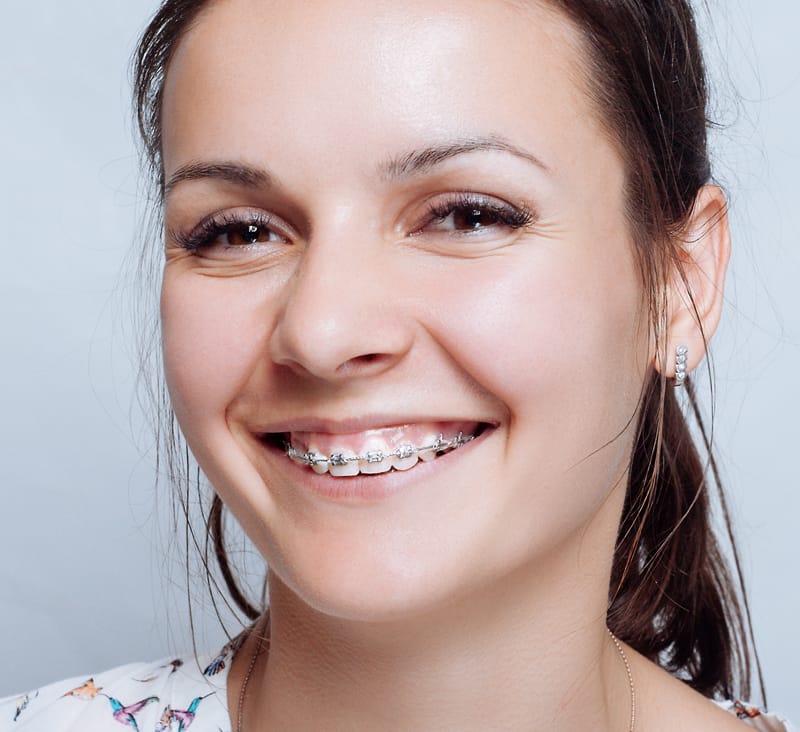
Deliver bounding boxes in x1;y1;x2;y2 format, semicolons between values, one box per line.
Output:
161;0;611;188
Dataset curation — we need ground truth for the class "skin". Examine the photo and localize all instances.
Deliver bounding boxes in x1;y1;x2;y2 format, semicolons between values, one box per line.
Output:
159;0;739;729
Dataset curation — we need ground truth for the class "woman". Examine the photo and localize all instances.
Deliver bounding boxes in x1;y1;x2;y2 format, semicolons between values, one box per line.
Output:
2;0;795;730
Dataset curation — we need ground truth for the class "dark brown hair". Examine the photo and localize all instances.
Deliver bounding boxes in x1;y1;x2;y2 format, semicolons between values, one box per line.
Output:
132;0;762;702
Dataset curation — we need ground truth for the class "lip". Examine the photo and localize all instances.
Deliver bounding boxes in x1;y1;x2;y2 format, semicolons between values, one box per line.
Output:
253;414;495;435
253;419;496;503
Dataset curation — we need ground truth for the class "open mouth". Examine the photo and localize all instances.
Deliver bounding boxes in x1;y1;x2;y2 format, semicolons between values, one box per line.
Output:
261;422;491;477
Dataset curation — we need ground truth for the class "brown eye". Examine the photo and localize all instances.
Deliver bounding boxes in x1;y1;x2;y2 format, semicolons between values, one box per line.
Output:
451;206;501;230
229;223;273;246
173;210;291;254
421;195;533;236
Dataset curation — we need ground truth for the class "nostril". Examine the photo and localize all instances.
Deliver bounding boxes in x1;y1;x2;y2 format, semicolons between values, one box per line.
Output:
334;352;391;376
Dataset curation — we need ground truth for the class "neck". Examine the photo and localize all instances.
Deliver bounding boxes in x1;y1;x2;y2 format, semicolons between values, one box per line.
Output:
239;548;632;731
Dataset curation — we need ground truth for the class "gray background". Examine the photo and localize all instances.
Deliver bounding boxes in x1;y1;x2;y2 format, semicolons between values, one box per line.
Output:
1;0;797;721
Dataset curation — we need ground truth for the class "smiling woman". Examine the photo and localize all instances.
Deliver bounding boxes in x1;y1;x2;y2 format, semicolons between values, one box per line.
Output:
2;1;797;731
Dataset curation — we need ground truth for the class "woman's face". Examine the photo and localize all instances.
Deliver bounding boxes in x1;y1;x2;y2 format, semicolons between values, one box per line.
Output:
160;0;651;620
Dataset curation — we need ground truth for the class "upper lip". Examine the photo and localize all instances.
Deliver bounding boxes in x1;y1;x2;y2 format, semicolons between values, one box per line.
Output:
254;415;497;435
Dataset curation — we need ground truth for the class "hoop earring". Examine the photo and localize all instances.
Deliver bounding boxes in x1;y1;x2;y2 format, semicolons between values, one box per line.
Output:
674;345;688;387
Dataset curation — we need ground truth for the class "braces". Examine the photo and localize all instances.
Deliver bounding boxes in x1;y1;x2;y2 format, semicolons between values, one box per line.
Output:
285;432;475;468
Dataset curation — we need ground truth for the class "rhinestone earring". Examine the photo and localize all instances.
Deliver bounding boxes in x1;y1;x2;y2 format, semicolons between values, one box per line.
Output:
674;345;688;387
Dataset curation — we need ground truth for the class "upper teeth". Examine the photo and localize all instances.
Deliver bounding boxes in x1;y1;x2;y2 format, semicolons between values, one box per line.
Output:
285;432;474;477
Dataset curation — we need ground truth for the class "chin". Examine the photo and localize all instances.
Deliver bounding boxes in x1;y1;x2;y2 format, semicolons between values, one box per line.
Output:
266;544;467;624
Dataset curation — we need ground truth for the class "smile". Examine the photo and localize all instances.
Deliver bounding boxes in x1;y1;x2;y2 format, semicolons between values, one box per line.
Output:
273;422;488;477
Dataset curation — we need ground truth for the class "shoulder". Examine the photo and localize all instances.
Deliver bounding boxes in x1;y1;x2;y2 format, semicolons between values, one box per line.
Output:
631;645;795;732
0;646;237;732
715;700;797;732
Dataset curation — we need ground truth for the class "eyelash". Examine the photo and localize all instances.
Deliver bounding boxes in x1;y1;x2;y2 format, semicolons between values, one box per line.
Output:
420;193;534;233
171;193;534;253
171;210;279;252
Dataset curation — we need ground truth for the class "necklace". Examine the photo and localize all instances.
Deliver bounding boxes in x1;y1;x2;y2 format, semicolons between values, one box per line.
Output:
235;620;636;732
608;628;636;732
236;614;270;732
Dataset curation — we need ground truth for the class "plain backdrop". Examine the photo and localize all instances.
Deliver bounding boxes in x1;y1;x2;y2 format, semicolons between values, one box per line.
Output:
1;0;798;721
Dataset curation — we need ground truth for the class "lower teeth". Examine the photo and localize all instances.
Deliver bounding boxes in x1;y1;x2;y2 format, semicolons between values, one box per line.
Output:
284;432;475;477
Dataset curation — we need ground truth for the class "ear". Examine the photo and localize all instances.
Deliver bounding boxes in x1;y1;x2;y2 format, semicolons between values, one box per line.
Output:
657;185;731;380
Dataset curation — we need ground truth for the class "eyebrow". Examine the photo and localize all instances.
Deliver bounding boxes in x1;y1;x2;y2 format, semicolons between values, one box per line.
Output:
163;135;550;196
378;135;551;179
164;161;273;197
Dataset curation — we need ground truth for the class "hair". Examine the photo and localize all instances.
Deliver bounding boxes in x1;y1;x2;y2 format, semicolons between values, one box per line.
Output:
132;0;762;703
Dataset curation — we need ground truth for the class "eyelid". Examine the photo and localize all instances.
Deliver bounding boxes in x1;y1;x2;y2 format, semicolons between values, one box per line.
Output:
169;207;291;251
410;191;536;235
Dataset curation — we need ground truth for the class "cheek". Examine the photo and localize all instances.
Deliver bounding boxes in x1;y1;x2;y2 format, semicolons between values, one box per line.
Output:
421;239;646;563
428;242;646;424
160;270;266;433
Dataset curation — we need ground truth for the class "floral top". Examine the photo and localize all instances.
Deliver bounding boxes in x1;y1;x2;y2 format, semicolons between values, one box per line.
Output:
1;640;795;731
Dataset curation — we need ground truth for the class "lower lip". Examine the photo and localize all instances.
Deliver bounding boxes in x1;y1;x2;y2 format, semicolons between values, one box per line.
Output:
257;429;491;503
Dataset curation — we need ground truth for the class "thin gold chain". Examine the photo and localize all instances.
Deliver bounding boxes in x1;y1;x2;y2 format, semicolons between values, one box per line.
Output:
236;614;270;732
608;628;636;732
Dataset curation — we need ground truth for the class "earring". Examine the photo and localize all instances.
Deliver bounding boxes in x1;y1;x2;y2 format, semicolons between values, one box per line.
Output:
674;345;688;387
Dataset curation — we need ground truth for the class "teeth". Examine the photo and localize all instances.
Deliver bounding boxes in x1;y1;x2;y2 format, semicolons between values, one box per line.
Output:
391;443;419;471
418;434;440;463
284;430;476;477
328;450;359;477
308;444;329;474
359;438;393;475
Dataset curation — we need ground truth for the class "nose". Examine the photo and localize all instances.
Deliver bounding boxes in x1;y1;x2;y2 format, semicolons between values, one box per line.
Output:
269;235;414;382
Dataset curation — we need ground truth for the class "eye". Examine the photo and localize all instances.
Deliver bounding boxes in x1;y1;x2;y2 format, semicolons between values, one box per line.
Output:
171;209;289;254
416;193;534;236
226;222;280;246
